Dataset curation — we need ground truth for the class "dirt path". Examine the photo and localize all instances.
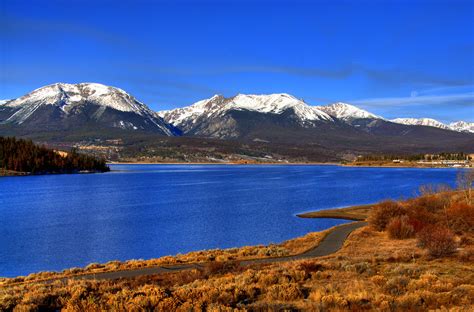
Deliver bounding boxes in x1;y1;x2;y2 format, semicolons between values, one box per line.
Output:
74;221;367;281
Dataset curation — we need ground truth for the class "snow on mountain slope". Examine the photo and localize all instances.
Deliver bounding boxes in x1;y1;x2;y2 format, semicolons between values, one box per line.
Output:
449;121;474;133
159;93;333;128
2;83;174;134
0;100;11;105
6;83;154;116
229;93;332;121
390;118;451;130
158;95;226;127
316;102;381;120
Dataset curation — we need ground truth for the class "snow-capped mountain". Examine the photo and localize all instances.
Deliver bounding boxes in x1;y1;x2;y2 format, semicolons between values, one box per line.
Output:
158;95;228;130
159;94;474;137
316;102;381;121
449;121;474;133
390;118;451;130
1;84;472;153
158;93;334;138
391;118;474;134
224;94;332;122
1;83;176;135
160;93;332;128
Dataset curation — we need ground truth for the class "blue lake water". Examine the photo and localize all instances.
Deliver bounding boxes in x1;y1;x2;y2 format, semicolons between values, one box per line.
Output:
0;164;462;277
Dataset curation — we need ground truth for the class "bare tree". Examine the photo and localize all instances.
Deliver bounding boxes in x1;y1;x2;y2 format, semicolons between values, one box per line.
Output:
457;169;474;204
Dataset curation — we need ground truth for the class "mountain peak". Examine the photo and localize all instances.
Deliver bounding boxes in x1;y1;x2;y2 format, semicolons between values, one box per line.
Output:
390;118;450;130
227;93;332;121
449;121;474;133
1;82;175;135
159;93;333;131
4;82;157;120
316;102;381;120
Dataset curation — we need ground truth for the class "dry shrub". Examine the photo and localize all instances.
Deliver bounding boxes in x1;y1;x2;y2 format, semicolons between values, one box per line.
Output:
407;193;448;214
418;186;452;210
417;225;457;257
265;283;304;301
404;202;435;228
457;247;474;262
204;261;240;276
387;215;415;239
298;261;324;273
368;200;407;231
407;217;425;233
457;169;474;204
446;201;474;233
246;302;299;311
384;276;409;296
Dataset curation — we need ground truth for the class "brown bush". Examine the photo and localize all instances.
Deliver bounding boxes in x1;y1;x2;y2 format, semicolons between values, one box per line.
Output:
446;201;474;233
457;247;474;262
404;202;437;227
416;188;452;212
368;200;407;231
204;261;240;276
384;276;409;296
387;215;415;239
298;261;324;273
406;217;425;233
417;225;457;257
265;283;304;301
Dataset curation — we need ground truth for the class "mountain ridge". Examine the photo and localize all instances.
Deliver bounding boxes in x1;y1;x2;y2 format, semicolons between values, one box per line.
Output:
1;83;473;160
2;83;472;134
160;95;473;134
391;118;474;133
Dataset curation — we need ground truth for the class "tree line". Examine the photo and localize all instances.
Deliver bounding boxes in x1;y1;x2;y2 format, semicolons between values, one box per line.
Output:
0;136;109;174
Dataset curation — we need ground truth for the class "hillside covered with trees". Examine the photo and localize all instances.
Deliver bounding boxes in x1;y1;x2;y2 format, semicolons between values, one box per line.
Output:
0;136;109;175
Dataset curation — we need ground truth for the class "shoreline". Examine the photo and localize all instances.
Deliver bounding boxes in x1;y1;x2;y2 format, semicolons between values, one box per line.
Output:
343;161;472;169
109;161;341;166
297;204;373;221
1;202;372;282
3;162;465;176
109;161;467;169
1;219;366;284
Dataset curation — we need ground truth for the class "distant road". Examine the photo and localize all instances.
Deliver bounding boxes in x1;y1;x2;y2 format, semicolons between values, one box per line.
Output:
73;221;367;281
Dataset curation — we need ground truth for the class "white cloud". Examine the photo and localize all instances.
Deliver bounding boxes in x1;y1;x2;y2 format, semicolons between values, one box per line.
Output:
352;92;474;108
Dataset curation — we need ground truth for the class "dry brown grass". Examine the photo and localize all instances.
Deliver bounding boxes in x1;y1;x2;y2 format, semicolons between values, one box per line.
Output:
2;224;473;311
297;204;373;221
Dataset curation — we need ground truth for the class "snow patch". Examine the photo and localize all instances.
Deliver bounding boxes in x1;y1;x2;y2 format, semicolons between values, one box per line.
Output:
449;121;474;133
316;102;381;120
391;118;451;130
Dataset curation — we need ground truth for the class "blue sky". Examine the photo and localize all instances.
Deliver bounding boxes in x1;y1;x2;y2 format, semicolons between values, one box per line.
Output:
1;0;473;122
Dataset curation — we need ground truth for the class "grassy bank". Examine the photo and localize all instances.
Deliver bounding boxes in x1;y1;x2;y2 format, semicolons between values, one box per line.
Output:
297;204;373;221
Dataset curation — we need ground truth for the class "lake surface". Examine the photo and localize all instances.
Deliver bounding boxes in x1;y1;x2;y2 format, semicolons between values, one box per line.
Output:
0;164;461;277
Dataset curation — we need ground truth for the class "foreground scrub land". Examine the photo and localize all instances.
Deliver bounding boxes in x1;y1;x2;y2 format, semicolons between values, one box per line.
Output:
1;181;473;311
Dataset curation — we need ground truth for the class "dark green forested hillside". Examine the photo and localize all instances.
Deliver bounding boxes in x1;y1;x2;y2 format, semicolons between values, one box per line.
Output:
0;136;109;175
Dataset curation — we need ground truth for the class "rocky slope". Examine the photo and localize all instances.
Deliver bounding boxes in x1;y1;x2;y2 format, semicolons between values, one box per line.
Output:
0;83;176;135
